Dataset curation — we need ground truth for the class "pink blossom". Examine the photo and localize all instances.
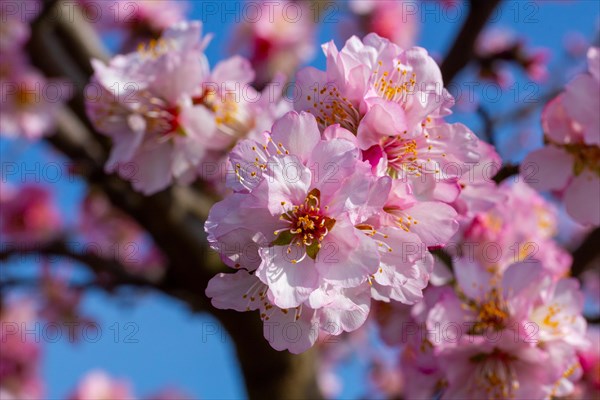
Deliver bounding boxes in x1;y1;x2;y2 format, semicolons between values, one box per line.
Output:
38;265;91;333
69;371;134;400
87;21;264;194
295;34;478;197
522;47;600;226
0;300;44;400
0;0;39;53
0;67;69;140
452;139;504;220
206;111;435;352
438;335;581;399
78;0;187;50
230;0;316;87
346;0;419;49
475;27;549;85
461;180;571;278
79;191;165;280
415;260;587;398
0;184;62;245
573;326;600;398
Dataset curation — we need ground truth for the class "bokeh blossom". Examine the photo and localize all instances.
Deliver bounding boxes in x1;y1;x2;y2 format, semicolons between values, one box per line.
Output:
522;47;600;226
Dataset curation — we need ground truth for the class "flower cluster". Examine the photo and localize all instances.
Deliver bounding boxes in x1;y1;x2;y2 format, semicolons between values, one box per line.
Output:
0;183;62;245
205;34;488;353
0;301;44;400
86;21;288;194
0;0;70;140
230;0;316;88
368;177;591;399
522;47;600;226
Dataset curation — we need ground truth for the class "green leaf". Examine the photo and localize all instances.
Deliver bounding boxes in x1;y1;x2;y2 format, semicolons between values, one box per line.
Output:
271;230;295;246
305;241;320;260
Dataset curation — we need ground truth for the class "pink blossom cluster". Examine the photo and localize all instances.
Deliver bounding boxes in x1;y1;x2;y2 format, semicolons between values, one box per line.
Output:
475;27;550;86
0;0;70;140
344;0;419;49
368;178;592;399
86;21;289;194
230;0;316;88
77;0;188;51
391;259;588;399
79;191;166;280
0;184;62;245
0;301;44;400
523;47;600;226
205;33;492;353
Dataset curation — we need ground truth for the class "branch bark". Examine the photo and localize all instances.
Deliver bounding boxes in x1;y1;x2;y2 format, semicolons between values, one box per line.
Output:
440;0;503;85
572;227;600;277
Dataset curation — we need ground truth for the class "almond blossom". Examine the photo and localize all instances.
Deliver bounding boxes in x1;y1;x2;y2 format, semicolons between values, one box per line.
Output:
205;111;437;351
86;21;272;194
230;0;316;87
392;259;587;399
522;47;600;226
0;184;62;245
295;33;478;200
0;301;44;400
0;65;69;140
346;0;419;49
461;180;572;279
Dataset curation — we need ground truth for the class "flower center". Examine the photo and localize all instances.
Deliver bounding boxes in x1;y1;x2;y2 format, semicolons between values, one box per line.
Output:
469;349;519;399
371;60;417;104
307;86;361;133
137;38;175;59
381;136;420;177
467;289;510;334
561;142;600;177
14;86;38;109
194;88;254;139
271;188;335;262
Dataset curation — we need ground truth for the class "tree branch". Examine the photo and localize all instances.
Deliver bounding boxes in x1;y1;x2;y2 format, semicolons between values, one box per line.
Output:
572;227;600;277
441;0;503;85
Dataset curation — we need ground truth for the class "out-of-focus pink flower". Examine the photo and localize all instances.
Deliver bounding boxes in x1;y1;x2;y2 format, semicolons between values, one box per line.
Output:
0;184;62;245
69;371;134;400
369;358;404;398
79;191;165;280
230;0;316;87
475;27;549;85
397;260;587;399
77;0;187;50
87;21;272;194
452;139;504;223
0;67;69;140
522;47;600;226
438;335;581;399
564;31;589;57
38;265;91;334
574;326;600;398
461;180;571;278
0;0;39;53
0;300;44;400
80;191;141;246
346;0;419;49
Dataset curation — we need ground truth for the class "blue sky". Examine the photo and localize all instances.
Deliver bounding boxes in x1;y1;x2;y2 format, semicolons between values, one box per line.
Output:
1;1;599;399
